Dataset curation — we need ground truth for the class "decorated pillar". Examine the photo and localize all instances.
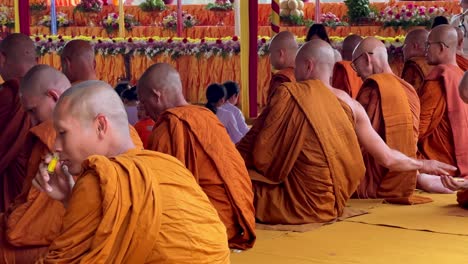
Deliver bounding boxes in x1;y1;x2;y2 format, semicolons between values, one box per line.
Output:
177;0;182;37
271;0;280;34
119;0;125;37
315;0;320;23
51;0;58;35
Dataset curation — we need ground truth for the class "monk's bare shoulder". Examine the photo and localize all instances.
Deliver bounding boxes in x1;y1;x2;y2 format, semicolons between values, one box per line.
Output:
331;87;360;121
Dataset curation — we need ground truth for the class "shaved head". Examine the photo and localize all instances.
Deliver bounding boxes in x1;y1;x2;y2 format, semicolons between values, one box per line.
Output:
20;65;71;126
137;63;188;121
427;25;458;65
54;80;133;174
460;71;468;103
269;31;298;70
403;29;429;61
61;40;96;83
352;37;392;80
0;33;37;81
342;35;363;61
295;39;335;82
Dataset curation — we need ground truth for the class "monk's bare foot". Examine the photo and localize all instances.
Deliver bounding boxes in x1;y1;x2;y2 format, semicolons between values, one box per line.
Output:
417;173;455;194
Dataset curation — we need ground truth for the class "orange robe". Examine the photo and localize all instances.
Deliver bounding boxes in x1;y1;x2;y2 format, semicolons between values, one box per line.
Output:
265;67;296;106
401;56;433;95
356;74;429;204
418;64;468;176
238;80;365;224
0;80;33;212
134;118;155;149
456;53;468;71
149;105;255;250
332;60;363;98
38;150;230;263
0;122;143;263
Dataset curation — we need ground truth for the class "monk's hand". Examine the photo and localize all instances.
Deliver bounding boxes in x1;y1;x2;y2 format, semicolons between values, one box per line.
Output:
32;153;75;206
420;160;458;176
440;175;468;191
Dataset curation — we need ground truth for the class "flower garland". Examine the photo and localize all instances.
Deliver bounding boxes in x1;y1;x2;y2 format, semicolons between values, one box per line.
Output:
378;4;448;30
74;0;103;13
38;12;72;28
32;35;406;60
101;13;139;34
206;0;234;11
320;12;349;28
162;11;197;31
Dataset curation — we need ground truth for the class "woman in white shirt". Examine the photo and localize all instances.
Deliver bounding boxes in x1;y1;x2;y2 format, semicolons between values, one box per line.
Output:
221;81;250;137
205;83;244;143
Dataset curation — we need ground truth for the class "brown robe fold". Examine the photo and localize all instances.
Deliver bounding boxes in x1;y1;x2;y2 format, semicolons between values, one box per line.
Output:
401;56;433;95
149;105;256;250
332;60;363;98
265;67;296;105
418;64;467;176
238;80;365;225
356;73;431;204
0;79;33;213
456;53;468;71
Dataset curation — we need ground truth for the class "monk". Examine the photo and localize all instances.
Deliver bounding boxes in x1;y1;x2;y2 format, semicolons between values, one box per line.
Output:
352;37;433;202
459;71;468;103
456;27;468;71
137;63;255;250
419;25;468;183
60;39;97;84
401;29;433;94
266;31;298;105
33;81;230;263
237;39;455;225
0;33;37;212
0;65;143;263
332;34;363;98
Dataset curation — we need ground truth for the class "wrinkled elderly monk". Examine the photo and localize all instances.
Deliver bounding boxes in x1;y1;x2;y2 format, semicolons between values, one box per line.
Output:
401;29;433;94
34;81;230;263
137;63;256;250
237;39;456;225
418;25;468;182
60;40;97;84
332;34;363;98
0;33;36;212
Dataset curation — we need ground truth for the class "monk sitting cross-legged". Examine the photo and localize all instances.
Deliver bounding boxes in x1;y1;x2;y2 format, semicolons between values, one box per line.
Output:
137;63;255;250
401;29;433;95
33;81;230;263
0;33;37;212
60;40;97;85
332;34;363;98
417;25;468;191
351;37;442;203
237;39;457;225
455;27;468;71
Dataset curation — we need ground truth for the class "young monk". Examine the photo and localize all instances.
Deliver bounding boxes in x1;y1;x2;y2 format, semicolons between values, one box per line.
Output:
352;37;431;203
401;29;433;94
0;33;36;212
455;27;468;71
418;25;468;182
332;34;363;98
0;65;144;263
33;80;230;263
237;40;456;225
137;63;255;250
60;39;97;84
459;71;468;103
266;31;298;104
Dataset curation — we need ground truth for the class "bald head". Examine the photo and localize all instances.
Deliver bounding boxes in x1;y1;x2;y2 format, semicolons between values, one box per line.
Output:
426;25;458;65
295;39;335;82
342;35;363;61
460;71;468;103
20;65;71;126
269;31;298;70
61;40;96;83
352;37;392;80
137;63;188;120
403;29;429;61
0;33;37;81
54;80;133;174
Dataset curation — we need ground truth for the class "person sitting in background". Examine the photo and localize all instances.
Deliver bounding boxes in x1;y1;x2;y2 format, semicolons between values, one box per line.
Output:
306;24;342;62
431;15;449;29
114;81;130;97
205;83;244;144
220;81;249;137
121;86;139;125
134;103;155;149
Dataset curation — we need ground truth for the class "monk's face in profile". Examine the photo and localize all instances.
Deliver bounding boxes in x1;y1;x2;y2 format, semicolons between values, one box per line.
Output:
425;34;449;65
351;51;373;79
269;46;285;70
137;84;165;121
53;100;102;175
21;90;59;127
60;56;73;83
402;41;424;62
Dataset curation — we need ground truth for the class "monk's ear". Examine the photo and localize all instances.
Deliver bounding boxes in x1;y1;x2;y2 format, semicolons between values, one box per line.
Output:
47;90;60;102
95;114;109;138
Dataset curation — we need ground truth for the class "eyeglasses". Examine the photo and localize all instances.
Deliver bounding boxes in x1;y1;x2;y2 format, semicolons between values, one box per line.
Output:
351;52;373;72
425;41;450;50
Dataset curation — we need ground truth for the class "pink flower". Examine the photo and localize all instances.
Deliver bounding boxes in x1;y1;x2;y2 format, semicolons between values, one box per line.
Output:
395;14;401;19
148;38;154;43
232;35;238;41
35;37;40;42
407;4;413;10
388;10;393;16
335;18;339;22
182;38;188;43
429;7;434;13
406;11;412;17
113;13;118;19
